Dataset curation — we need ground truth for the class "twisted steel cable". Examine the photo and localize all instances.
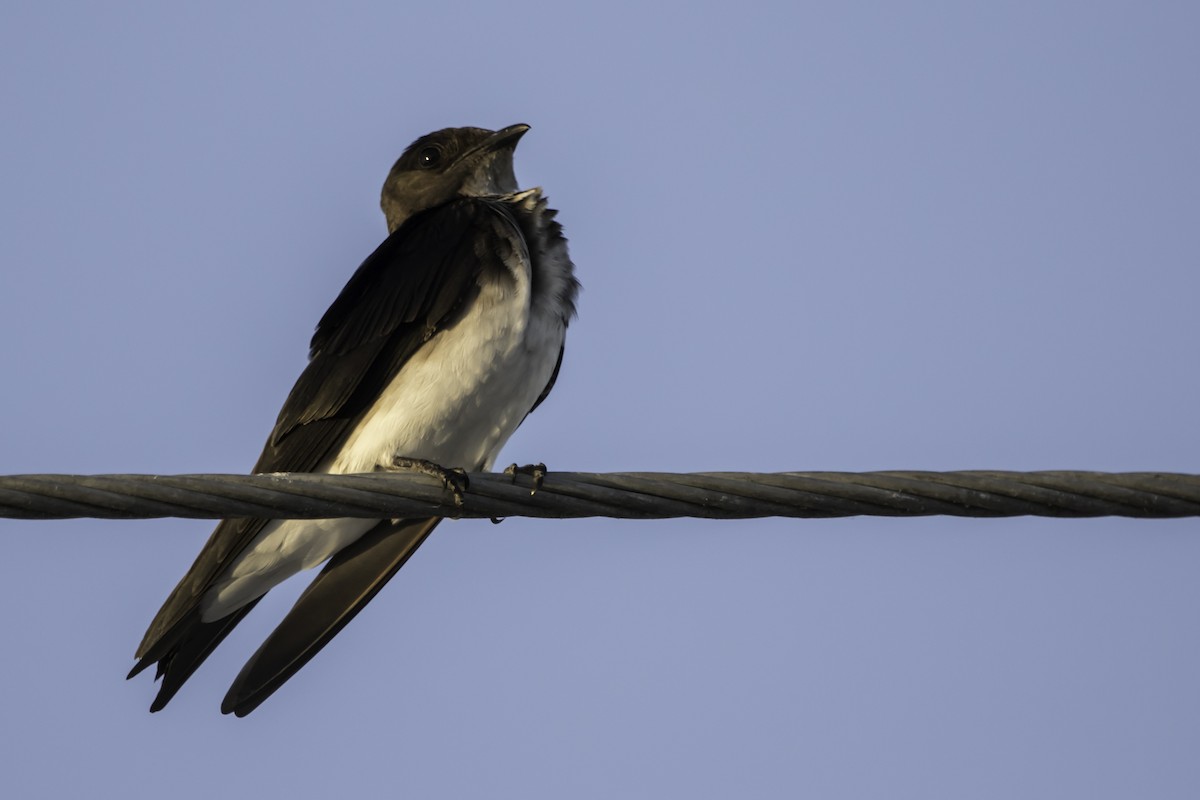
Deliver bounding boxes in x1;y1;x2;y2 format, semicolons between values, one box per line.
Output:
1;470;1198;521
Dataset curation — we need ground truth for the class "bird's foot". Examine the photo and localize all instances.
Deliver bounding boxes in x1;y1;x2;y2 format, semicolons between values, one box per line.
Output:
389;456;469;512
504;462;547;495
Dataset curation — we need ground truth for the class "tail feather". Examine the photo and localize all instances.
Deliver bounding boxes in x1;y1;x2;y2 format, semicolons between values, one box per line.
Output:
221;517;439;716
128;600;261;712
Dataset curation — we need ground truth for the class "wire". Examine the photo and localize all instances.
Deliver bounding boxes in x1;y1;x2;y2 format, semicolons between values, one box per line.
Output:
2;470;1197;520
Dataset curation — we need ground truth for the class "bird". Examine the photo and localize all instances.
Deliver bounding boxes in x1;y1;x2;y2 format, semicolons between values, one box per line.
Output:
128;124;579;716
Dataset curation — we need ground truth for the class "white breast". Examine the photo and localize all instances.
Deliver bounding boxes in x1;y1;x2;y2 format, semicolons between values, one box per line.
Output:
200;223;568;621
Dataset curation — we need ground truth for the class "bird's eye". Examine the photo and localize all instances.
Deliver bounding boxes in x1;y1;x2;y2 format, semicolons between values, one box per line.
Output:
417;146;442;169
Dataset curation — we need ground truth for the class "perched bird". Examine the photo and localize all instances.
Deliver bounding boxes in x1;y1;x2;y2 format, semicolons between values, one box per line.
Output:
129;124;579;716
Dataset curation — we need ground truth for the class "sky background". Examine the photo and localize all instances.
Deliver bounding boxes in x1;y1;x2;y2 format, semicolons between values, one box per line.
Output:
2;1;1199;797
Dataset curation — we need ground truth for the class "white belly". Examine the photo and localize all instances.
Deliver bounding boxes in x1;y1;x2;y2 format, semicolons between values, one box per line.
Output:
200;278;565;620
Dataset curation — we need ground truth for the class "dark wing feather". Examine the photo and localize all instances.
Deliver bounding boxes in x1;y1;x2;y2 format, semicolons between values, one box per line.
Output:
132;199;517;704
527;343;564;418
136;601;259;711
269;203;500;448
221;517;440;716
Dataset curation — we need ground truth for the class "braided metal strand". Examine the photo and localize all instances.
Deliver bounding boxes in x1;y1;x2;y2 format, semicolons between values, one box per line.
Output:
1;471;1198;521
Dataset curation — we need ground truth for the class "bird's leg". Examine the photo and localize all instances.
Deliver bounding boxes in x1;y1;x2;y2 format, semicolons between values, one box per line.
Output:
504;462;547;495
388;456;469;511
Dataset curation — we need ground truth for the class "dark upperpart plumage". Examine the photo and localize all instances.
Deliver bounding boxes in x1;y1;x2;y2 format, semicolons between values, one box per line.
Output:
129;124;578;715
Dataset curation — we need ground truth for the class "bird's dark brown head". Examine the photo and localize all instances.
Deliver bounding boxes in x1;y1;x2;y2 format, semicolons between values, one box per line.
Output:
380;124;529;233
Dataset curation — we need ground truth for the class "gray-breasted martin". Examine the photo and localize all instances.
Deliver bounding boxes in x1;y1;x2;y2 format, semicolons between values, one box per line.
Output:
129;124;579;716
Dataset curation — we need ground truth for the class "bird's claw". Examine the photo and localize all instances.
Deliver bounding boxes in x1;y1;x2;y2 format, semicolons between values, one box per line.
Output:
389;456;469;512
504;462;547;495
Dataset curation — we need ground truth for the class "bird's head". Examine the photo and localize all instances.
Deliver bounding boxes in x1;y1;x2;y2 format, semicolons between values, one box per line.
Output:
380;124;530;233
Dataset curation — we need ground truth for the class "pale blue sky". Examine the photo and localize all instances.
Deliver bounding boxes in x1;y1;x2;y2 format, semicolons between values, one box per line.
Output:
2;2;1199;797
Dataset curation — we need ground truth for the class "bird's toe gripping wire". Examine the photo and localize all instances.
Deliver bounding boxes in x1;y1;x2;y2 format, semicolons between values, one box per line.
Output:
504;462;547;495
388;456;470;513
